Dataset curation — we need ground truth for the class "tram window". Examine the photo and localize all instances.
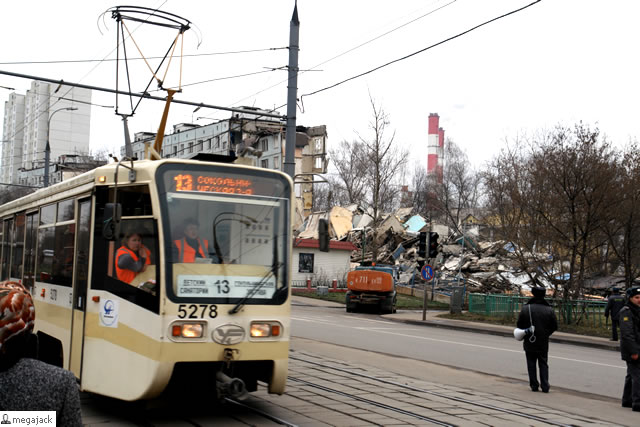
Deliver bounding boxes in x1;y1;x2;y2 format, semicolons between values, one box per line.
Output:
0;221;3;279
52;225;75;286
11;213;26;280
109;185;152;216
37;227;55;284
23;212;39;293
40;204;56;225
74;200;91;310
1;219;10;280
57;199;75;222
111;219;157;291
91;186;159;313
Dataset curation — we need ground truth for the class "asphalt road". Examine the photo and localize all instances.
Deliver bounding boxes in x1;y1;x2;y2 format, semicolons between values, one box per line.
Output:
291;302;626;398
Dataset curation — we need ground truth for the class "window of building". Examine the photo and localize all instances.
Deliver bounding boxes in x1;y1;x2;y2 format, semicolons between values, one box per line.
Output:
173;146;177;156
214;137;220;149
180;144;184;155
207;139;212;150
298;253;314;273
274;156;280;170
188;142;193;154
261;138;268;152
261;159;269;169
197;140;203;151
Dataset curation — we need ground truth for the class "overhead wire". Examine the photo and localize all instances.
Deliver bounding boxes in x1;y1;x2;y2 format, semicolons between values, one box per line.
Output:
0;47;287;66
300;0;543;107
224;0;458;110
0;0;170;166
169;2;456;122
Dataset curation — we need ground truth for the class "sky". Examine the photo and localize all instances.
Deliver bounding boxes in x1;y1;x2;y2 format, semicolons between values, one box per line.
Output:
1;0;639;177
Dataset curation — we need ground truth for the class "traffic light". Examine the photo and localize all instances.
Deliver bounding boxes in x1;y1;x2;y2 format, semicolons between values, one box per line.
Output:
418;232;427;259
428;232;439;258
318;219;330;252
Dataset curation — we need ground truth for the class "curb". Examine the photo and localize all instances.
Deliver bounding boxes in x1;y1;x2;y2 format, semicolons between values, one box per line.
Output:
387;317;620;352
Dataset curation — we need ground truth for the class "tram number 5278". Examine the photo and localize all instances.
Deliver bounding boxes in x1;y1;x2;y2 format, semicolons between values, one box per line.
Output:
178;304;218;319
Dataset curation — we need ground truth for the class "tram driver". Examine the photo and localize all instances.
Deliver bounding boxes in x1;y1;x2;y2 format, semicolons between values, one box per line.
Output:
173;218;214;263
116;230;154;293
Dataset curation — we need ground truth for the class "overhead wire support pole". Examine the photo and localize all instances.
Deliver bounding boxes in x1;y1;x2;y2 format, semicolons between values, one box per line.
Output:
0;70;286;120
283;2;300;179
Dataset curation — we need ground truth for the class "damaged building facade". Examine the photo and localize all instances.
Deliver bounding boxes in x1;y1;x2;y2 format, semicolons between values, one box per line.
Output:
120;106;328;225
296;204;617;298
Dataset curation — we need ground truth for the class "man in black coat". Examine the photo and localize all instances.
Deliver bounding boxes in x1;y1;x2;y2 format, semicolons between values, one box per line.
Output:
605;287;626;341
517;286;558;393
619;286;640;411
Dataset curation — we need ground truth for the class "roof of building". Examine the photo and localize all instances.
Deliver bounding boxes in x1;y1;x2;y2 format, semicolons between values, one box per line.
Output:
294;238;357;251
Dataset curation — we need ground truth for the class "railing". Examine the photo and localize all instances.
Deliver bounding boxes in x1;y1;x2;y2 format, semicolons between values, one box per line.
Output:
468;293;608;327
291;279;348;291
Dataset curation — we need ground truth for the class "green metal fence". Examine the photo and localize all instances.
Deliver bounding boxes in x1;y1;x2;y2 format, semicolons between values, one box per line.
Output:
468;293;608;328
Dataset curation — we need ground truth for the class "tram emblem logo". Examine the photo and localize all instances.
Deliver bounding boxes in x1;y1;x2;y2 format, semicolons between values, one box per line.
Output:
213;324;245;345
99;299;119;328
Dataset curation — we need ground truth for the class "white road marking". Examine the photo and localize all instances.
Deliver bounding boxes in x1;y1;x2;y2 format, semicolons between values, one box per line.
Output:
294;314;625;369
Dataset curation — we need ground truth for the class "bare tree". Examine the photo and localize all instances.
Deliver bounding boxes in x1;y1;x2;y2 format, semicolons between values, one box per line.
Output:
0;185;37;205
356;95;408;262
604;141;640;288
311;175;342;212
411;163;430;214
413;138;481;245
327;139;368;207
485;124;619;300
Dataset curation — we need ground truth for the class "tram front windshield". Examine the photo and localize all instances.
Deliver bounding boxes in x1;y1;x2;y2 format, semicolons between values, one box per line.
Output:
157;163;290;305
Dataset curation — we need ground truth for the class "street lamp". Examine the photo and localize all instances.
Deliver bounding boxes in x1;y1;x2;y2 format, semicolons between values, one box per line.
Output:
44;107;78;187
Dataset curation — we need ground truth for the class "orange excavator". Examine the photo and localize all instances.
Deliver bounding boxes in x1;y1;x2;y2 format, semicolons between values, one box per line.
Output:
346;265;398;314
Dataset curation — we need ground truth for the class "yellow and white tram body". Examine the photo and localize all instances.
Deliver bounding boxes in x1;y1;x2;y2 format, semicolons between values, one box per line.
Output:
0;158;293;401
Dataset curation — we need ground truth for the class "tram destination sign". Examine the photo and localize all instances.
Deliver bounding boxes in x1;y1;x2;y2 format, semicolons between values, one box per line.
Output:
172;173;255;195
160;164;289;198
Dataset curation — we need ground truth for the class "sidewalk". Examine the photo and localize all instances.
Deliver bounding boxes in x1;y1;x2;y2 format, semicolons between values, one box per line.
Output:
292;295;620;352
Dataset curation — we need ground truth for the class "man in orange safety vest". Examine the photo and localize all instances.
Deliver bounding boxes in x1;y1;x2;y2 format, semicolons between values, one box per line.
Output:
174;218;211;263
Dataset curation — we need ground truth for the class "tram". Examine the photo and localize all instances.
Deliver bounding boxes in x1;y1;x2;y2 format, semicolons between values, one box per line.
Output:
0;157;293;401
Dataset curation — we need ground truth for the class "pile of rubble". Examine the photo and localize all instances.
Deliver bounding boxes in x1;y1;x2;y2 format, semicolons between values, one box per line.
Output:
295;205;578;295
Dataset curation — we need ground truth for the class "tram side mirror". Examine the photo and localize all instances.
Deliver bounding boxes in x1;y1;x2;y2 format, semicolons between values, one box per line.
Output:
102;203;122;241
318;219;330;252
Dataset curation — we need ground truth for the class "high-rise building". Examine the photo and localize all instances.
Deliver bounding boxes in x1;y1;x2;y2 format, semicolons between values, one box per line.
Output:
1;92;25;184
427;113;445;184
1;81;91;186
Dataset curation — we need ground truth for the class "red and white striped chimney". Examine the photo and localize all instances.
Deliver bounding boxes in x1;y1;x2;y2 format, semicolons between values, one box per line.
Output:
427;113;444;184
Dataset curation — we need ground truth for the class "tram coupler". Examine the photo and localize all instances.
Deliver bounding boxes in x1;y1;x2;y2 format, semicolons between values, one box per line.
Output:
216;371;248;401
223;348;239;368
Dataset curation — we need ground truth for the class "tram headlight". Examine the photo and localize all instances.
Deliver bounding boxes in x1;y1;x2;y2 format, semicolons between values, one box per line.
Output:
170;322;204;339
250;321;282;338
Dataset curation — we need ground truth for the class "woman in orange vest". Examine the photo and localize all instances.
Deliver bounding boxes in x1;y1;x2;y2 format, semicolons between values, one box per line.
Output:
115;232;151;284
174;218;211;263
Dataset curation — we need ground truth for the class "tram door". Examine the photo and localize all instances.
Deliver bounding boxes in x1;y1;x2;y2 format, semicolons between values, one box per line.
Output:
69;199;91;377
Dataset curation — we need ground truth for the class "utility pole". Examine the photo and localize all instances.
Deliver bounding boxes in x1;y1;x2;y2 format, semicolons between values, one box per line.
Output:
283;1;299;179
44;107;77;187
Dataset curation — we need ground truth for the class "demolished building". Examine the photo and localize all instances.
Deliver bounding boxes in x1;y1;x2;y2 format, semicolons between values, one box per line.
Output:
295;205;619;297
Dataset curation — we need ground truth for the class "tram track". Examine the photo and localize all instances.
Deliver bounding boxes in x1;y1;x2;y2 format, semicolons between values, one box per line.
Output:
290;355;579;427
224;397;300;427
288;376;456;426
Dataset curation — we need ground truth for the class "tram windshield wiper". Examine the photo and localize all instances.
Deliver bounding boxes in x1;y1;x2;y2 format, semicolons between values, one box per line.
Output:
229;235;281;315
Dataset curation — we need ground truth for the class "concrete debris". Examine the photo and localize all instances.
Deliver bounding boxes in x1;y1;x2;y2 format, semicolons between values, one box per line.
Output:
294;205;616;296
